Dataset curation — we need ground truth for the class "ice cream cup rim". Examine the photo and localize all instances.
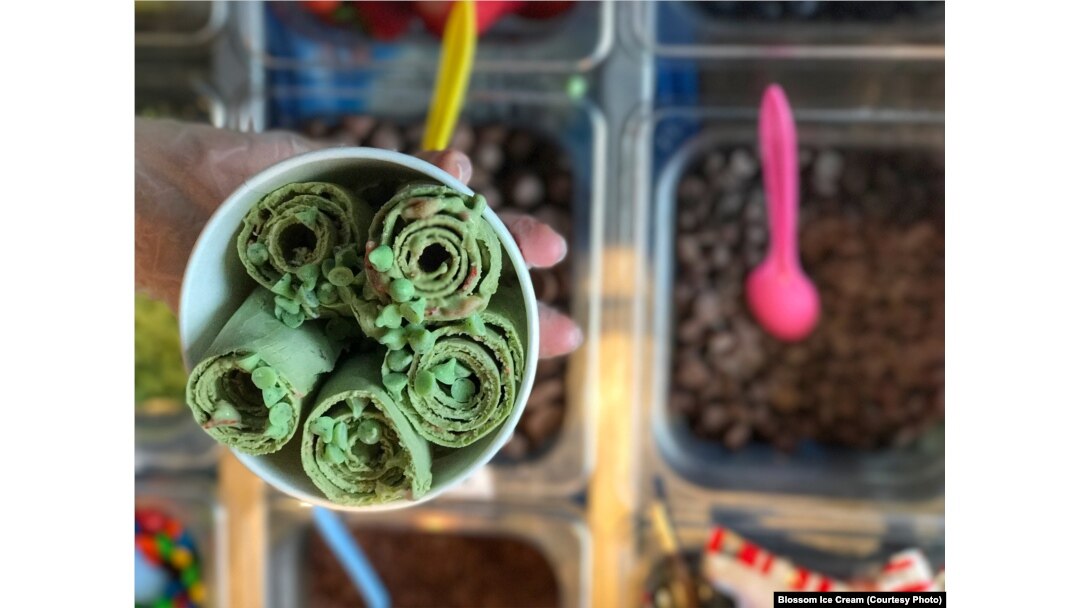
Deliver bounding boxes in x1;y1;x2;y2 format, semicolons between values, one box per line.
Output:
179;146;540;511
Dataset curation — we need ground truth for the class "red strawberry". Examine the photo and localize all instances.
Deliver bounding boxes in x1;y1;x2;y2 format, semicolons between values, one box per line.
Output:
414;1;525;36
301;0;343;18
475;0;525;32
354;1;415;41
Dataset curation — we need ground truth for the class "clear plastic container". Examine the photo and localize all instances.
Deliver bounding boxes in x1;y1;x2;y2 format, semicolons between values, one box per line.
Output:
133;249;221;478
633;501;944;606
135;404;220;473
131;66;236;477
134;288;220;474
231;0;613;73
135;66;227;127
135;475;226;606
135;1;228;48
627;107;945;506
649;59;945;112
235;87;603;500
630;1;944;60
266;495;590;607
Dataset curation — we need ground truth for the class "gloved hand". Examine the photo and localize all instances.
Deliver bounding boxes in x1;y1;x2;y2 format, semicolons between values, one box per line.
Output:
135;118;581;358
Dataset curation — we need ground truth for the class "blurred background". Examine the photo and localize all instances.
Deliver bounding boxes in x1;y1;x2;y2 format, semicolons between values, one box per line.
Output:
134;2;944;606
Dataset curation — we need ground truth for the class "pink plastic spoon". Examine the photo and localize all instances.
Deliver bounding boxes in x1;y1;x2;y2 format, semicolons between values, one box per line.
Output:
745;85;820;342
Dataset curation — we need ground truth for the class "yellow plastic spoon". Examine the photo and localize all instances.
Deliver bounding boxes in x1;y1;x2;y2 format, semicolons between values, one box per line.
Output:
422;0;477;151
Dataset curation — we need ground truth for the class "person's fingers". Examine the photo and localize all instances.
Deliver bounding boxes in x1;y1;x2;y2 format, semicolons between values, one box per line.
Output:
412;153;579;357
499;212;568;269
135;119;338;312
415;149;472;184
538;303;583;359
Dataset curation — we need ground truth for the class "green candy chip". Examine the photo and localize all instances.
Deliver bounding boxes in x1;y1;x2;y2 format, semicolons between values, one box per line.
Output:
378;328;408;351
333;420;350;452
346;397;366;418
431;360;458;385
386;350;413;372
280;312;304;328
451;378;476;402
246;242;269;265
324;444;346;465
358;419;382;445
406;326;434;354
298;263;320;283
251;366;278;389
262;386;287;406
310;416;336;441
327;266;355;287
382;372;407;393
211;402;240;424
274;295;300;316
317;282;340;305
453;360;472;379
295;207;319;228
235;353;261;372
375;305;403;329
271;274;294;297
389;278;415;303
368;245;394;273
268;402;292;427
414;370;436;397
465;314;486;337
299;288;320;310
265;424;289;440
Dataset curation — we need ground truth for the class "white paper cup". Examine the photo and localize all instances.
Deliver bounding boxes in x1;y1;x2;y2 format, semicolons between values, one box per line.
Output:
179;147;539;511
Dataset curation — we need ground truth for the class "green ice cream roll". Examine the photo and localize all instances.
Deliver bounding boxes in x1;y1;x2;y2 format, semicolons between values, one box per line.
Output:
186;289;342;455
302;353;433;506
237;182;373;324
388;288;526;447
364;183;502;322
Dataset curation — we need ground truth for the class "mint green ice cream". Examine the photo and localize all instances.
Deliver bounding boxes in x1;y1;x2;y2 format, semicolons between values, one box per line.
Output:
186;289;342;455
302;352;432;505
237;182;372;326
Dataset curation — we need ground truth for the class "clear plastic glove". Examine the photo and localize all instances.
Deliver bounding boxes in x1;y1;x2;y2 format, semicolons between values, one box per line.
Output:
135;118;581;358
